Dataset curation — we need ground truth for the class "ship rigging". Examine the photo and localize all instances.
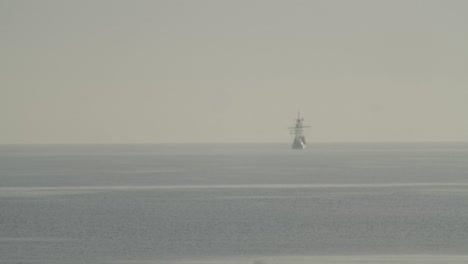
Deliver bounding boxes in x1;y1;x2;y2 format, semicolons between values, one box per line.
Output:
289;112;309;149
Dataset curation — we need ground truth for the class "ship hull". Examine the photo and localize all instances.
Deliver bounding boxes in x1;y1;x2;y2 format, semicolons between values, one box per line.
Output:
292;137;306;149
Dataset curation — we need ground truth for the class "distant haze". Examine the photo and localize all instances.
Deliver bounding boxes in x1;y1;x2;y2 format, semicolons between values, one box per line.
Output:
2;0;468;144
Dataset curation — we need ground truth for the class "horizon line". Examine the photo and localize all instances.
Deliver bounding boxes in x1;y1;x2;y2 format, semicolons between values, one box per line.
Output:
1;140;468;146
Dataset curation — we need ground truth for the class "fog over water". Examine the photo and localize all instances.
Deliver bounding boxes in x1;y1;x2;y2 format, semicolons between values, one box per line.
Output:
2;0;468;144
1;143;468;263
2;1;468;263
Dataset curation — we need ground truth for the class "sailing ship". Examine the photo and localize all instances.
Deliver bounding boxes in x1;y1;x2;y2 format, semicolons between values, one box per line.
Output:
289;113;309;149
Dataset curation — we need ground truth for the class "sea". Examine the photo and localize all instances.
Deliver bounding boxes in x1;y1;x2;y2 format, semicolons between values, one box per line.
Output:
1;143;468;264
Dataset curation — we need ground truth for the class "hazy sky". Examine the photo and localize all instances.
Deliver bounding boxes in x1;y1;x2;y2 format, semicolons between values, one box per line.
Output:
2;0;468;144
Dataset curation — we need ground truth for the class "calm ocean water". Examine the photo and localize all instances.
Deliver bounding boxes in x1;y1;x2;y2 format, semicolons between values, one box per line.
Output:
1;143;468;264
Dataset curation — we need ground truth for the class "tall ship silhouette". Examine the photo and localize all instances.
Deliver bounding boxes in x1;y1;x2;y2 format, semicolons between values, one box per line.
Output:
289;113;309;149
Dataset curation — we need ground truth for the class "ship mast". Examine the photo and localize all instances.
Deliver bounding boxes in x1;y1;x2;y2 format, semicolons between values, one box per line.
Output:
294;112;304;138
289;112;309;149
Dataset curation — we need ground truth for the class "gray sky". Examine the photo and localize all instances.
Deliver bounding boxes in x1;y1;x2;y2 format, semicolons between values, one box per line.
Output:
2;0;468;144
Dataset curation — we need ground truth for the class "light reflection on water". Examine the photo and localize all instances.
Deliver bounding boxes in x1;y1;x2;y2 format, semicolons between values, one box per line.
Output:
1;143;468;263
110;255;468;264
